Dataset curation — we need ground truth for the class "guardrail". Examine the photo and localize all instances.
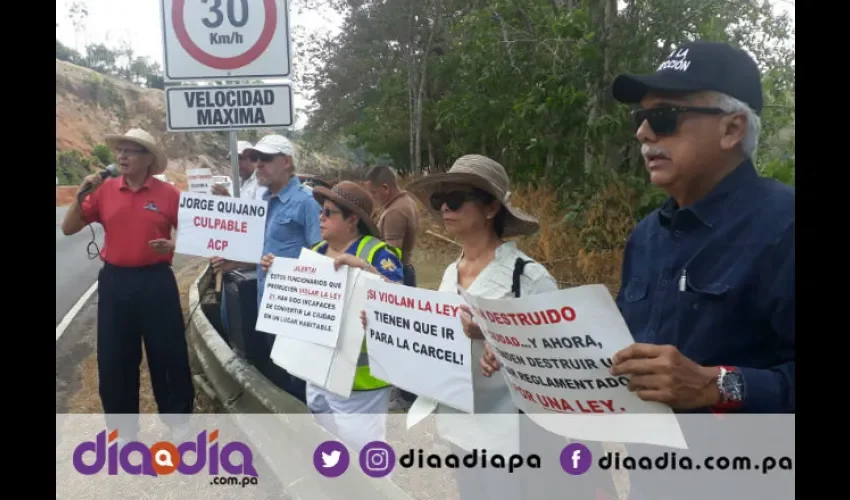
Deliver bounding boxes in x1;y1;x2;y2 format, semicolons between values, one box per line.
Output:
187;266;413;500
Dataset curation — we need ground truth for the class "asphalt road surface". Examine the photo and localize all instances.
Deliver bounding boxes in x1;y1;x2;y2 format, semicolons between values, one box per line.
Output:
56;206;105;326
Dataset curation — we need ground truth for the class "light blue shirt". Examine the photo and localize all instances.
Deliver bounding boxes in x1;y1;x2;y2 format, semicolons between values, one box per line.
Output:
257;176;322;305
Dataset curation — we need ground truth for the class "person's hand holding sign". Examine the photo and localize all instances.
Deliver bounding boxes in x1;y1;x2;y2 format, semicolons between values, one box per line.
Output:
260;253;275;272
610;344;720;409
211;184;231;197
481;342;501;377
148;239;175;254
458;305;484;339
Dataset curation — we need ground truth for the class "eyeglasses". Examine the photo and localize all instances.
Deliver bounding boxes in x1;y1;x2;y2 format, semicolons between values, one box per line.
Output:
320;207;343;218
631;106;726;135
248;152;284;163
114;147;147;157
430;191;483;211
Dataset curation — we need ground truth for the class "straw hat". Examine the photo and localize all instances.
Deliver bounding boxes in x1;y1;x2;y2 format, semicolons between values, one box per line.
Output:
104;128;168;175
406;154;539;237
312;181;381;238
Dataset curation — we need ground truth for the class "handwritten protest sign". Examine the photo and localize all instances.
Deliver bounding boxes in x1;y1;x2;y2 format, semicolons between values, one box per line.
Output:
175;192;266;263
257;257;348;348
365;281;473;412
461;284;686;448
187;168;212;194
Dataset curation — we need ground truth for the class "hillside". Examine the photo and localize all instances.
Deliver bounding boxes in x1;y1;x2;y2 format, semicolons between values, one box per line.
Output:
55;59;364;189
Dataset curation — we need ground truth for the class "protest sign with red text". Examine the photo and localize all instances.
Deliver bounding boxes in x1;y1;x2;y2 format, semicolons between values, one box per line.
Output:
175;192;267;263
461;284;686;448
365;280;473;412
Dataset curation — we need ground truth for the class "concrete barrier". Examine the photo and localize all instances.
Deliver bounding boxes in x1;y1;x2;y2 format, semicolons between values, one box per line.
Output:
187;266;413;500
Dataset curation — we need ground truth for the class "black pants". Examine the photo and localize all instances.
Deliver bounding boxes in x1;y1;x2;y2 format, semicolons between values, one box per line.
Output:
403;263;417;287
97;263;195;435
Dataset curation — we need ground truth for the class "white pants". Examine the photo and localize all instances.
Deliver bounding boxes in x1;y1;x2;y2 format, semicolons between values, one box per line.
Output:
306;382;391;451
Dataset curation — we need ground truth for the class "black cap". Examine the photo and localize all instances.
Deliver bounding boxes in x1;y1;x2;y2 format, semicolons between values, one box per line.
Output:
612;40;763;114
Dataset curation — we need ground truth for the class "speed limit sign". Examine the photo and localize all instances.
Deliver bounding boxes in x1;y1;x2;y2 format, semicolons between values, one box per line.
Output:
160;0;292;81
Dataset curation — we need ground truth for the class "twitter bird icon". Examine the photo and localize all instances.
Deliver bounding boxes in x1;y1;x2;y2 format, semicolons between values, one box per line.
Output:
322;450;341;468
314;441;350;478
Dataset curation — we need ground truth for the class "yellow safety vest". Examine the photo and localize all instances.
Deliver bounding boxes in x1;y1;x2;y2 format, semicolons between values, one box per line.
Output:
311;235;402;391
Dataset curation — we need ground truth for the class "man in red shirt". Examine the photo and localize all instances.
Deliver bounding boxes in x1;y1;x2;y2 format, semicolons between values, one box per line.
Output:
61;128;194;439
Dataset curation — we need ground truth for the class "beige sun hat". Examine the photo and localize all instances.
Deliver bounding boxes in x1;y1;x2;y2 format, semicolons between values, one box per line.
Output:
104;128;168;175
406;154;539;237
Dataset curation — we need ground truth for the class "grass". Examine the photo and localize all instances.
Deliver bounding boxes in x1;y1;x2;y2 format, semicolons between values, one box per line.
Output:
65;257;222;414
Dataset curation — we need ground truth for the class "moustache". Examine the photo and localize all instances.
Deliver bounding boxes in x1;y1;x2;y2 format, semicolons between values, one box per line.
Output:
641;144;671;159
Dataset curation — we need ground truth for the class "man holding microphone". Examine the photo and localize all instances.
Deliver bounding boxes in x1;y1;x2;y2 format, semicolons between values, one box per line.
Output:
61;128;195;440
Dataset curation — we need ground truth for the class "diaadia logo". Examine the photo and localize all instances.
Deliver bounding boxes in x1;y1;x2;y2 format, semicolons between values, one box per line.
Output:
72;429;259;478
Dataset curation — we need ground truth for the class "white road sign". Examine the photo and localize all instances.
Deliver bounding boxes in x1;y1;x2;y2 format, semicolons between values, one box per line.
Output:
160;0;292;81
166;83;293;131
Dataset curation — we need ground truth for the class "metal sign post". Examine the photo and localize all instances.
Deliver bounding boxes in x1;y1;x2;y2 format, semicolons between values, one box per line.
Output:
229;131;241;198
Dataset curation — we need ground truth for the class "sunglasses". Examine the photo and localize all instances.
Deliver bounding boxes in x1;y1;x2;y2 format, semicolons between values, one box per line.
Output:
320;207;343;218
430;191;484;211
248;152;284;163
631;106;726;135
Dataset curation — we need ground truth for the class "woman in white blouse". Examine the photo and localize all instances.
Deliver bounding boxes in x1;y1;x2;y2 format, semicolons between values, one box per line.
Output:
404;154;558;500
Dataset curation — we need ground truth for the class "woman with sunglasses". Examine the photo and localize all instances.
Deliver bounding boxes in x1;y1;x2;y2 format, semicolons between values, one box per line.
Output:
403;155;558;500
261;181;403;450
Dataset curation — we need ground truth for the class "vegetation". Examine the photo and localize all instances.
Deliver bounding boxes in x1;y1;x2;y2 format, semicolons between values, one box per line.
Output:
299;0;795;291
56;143;113;185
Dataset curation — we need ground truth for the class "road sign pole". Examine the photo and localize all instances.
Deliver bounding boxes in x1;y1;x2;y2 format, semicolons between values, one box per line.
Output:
229;131;241;199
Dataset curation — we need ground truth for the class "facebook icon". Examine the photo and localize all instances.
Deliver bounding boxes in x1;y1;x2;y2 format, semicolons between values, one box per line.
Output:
560;443;593;475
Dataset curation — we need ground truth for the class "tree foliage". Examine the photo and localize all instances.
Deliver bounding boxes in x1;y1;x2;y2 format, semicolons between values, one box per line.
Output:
302;0;795;190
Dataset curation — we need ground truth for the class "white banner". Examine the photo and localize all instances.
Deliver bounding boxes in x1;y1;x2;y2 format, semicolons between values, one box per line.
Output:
175;192;266;263
257;257;348;348
365;281;474;413
461;284;686;448
187;168;212;194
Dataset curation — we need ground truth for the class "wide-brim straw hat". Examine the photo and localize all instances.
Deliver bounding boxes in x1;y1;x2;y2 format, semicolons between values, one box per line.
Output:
406;154;539;237
104;128;168;175
312;180;381;238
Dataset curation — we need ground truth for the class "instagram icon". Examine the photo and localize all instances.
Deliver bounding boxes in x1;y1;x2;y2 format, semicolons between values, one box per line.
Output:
359;441;396;478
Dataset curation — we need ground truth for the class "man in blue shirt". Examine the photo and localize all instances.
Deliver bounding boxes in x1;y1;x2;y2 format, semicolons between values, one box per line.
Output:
608;40;794;415
602;40;794;500
246;135;323;303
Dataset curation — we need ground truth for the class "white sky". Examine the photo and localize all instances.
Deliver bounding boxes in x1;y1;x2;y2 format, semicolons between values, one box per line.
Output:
56;0;794;129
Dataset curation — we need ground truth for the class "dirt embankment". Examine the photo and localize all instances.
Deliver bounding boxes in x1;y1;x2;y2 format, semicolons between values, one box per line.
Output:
55;59;234;189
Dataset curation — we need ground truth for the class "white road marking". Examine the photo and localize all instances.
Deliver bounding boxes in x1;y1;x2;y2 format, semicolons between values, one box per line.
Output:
56;281;98;342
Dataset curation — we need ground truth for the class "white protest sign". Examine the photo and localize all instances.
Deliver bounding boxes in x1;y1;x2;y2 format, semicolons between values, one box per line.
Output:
257;256;347;348
187;168;213;194
365;281;474;413
166;84;294;131
160;0;292;81
270;249;383;399
462;284;687;449
175;192;266;263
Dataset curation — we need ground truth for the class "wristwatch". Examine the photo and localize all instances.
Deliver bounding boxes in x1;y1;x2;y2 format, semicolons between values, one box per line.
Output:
717;366;745;404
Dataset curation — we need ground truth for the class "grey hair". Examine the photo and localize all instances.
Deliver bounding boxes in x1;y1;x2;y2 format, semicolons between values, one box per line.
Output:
705;91;762;162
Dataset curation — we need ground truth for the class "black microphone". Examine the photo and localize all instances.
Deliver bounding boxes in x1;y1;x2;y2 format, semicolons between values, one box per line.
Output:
78;164;120;201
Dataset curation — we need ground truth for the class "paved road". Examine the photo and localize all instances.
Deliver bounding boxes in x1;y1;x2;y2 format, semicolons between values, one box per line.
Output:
56;206;105;325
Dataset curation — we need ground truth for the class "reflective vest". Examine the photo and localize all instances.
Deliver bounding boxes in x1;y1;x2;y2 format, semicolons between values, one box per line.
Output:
311;235;402;391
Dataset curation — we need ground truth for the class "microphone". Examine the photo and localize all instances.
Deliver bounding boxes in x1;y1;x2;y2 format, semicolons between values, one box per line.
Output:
78;164;119;201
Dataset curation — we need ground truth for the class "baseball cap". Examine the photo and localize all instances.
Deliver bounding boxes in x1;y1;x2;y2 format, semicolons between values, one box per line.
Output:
246;134;296;157
612;40;763;114
227;140;254;159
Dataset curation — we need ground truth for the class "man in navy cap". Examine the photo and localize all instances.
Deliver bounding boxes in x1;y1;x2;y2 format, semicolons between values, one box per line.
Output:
605;40;794;497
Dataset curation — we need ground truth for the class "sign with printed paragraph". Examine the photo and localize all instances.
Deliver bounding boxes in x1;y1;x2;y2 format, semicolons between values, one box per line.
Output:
257;257;348;348
187;168;213;193
160;0;292;81
365;281;473;413
175;192;266;263
461;284;686;448
166;84;294;131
